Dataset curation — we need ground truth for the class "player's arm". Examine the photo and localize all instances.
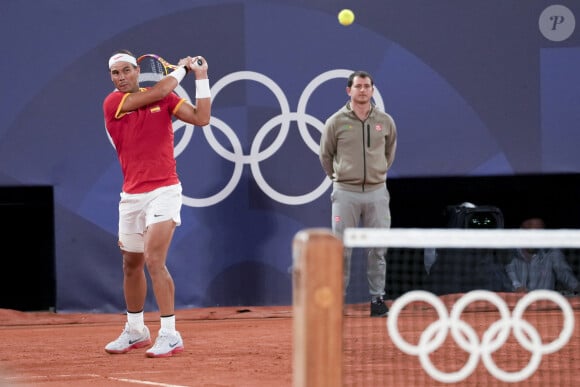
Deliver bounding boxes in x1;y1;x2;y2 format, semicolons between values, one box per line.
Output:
119;70;185;113
173;57;211;126
120;77;181;113
119;57;193;114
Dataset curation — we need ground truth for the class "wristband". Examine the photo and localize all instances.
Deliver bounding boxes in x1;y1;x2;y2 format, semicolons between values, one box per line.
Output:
195;79;211;99
167;67;187;83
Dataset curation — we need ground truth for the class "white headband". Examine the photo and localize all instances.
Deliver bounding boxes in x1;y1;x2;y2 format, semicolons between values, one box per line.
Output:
108;53;137;69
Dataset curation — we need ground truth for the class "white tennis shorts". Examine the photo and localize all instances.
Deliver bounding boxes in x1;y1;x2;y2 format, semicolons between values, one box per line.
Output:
118;183;182;252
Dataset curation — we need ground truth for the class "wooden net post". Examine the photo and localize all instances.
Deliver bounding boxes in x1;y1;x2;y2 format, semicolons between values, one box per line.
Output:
292;228;343;387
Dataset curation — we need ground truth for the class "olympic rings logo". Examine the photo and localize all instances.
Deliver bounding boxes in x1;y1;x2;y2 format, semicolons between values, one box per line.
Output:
387;290;575;383
137;70;385;207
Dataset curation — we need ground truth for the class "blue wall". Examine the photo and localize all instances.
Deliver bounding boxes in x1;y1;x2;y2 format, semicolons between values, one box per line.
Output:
1;1;578;312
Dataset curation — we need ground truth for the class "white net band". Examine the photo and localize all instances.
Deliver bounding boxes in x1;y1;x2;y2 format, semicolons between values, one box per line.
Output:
344;228;580;249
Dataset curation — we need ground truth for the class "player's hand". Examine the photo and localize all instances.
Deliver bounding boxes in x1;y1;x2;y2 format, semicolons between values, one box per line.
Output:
189;56;208;77
177;57;191;69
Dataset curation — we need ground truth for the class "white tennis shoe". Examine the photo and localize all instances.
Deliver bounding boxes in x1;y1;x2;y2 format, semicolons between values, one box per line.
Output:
105;323;152;354
146;329;184;358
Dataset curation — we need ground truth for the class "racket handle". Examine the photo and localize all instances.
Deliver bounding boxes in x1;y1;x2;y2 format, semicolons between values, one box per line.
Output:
196;58;203;66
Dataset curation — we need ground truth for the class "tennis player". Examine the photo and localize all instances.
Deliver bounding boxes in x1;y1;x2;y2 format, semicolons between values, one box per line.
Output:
102;50;211;357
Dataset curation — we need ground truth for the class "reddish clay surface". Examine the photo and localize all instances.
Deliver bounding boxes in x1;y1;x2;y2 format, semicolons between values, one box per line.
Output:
0;295;579;386
0;306;293;387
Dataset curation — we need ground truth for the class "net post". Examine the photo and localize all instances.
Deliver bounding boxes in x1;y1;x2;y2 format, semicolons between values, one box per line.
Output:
292;228;343;387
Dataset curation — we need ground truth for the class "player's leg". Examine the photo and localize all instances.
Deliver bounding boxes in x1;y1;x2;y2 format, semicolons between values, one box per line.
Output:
105;191;152;354
143;184;184;357
122;249;147;312
105;217;152;353
143;219;176;317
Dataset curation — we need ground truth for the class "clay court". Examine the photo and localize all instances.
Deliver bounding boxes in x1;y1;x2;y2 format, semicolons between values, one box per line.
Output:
0;306;292;387
1;294;579;386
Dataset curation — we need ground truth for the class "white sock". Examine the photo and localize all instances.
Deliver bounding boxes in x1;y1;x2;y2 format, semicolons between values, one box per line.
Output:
127;310;145;331
160;315;176;333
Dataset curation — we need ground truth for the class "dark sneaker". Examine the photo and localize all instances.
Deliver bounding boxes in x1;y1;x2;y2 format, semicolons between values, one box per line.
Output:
370;297;388;317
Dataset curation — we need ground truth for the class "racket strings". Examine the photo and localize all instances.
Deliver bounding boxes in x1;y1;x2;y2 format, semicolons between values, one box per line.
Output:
137;55;184;79
137;55;171;75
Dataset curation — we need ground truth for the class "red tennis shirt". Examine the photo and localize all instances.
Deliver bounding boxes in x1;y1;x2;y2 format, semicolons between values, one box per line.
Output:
103;88;185;194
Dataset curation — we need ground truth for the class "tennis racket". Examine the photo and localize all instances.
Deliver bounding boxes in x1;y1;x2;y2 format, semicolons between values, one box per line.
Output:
136;53;203;75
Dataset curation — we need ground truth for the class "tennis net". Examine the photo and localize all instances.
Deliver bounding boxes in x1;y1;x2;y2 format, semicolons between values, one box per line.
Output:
293;228;580;386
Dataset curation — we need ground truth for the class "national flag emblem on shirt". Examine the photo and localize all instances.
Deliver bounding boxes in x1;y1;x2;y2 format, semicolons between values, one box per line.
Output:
150;106;161;113
375;124;382;131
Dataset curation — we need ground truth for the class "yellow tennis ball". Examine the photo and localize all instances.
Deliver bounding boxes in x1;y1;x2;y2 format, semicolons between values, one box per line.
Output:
338;9;355;26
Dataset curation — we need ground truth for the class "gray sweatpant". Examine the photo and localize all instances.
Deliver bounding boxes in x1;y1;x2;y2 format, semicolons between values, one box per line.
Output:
331;185;391;298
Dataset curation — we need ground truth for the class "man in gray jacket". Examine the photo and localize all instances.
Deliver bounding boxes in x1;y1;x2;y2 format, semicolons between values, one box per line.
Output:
319;70;397;317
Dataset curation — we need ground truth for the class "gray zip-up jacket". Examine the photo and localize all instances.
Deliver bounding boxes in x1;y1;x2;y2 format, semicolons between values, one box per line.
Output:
319;102;397;192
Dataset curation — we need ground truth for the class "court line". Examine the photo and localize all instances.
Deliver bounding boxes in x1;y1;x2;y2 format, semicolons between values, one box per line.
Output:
105;375;190;387
4;373;190;387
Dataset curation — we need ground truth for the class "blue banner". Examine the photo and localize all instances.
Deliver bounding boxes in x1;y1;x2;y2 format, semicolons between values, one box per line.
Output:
1;0;578;312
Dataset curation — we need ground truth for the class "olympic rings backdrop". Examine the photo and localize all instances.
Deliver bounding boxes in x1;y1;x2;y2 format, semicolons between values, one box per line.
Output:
1;1;579;312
